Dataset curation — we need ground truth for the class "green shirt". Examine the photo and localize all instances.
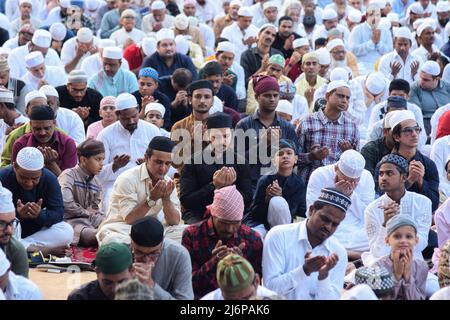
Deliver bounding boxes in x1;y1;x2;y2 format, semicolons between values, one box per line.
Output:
1;236;29;278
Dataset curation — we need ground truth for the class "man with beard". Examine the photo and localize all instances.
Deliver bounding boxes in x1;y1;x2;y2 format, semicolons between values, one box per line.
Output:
436;2;450;45
213;0;241;39
97;136;184;246
182;185;263;299
100;0;142;39
0;185;28;278
271;16;301;60
262;187;351;300
412;23;440;63
141;28;198;80
296;80;359;183
141;0;174;34
21;51;67;91
326;38;359;78
202;61;238;111
97;93;160;213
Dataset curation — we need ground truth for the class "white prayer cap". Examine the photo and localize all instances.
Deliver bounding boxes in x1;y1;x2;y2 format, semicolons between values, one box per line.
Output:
423;17;437;29
25;90;46;106
99;39;115;49
19;0;32;6
85;0;100;11
421;60;441;76
330;67;349;82
216;41;235;53
365;72;386;95
16;147;44;171
259;23;277;34
341;284;378;300
230;0;241;7
326;38;344;51
141;37;157;56
77;27;93;43
237;6;253;17
275;100;293;116
0;184;15;214
103;46;123;60
68;69;88;83
25;51;44;68
393;26;412;40
348;10;362;23
316;48;331;65
156;28;175;42
326;80;350;93
387;12;399;23
60;0;71;8
430;287;450;300
383;110;397;129
115;93;138;111
32;29;52;48
151;0;165;10
409;2;424;14
417;23;434;37
0;87;14;104
412;18;424;30
379;17;391;30
0;248;11;277
175;35;189;55
389;109;416;130
188;16;199;27
338;149;365;179
322;8;338;20
174;14;189;30
121;8;137;18
39;85;59;98
49;22;67;41
293;38;309;49
145;102;165;117
436;1;450;12
209;96;224;115
374;0;387;8
263;1;277;10
0;47;11;56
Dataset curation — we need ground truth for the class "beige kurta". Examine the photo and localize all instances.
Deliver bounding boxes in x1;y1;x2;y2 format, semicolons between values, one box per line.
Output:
58;166;105;245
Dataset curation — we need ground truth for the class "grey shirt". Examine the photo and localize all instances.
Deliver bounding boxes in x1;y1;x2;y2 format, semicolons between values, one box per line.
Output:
409;80;450;119
152;238;194;300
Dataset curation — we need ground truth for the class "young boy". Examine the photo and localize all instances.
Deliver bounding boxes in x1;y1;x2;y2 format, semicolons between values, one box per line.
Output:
144;102;169;137
58;139;106;247
275;100;293;122
243;139;306;239
373;214;429;300
86;96;117;140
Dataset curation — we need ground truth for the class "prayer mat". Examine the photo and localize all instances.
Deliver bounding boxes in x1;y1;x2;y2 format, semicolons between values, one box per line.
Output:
70;245;98;264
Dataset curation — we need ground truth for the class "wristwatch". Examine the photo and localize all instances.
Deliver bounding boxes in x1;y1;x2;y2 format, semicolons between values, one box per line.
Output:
147;195;157;207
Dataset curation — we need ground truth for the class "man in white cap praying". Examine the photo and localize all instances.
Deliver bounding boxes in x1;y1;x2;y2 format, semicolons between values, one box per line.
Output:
97;93;160;212
327;38;359;78
87;46;139;97
436;1;450;44
411;22;440;63
141;0;174;35
409;60;450;135
8;29;62;79
100;0;142;39
3;23;35;51
0;88;28;153
49;22;68;56
0;147;74;256
0;248;41;300
173;14;206;56
0;184;29;278
21;51;67;91
111;9;145;48
61;27;99;74
307;149;375;260
312;8;350;49
10;0;42;38
349;4;393;75
141;28;198;79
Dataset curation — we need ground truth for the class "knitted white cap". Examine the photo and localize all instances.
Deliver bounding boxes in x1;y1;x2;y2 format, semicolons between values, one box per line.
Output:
77;27;93;43
365;72;386;95
16;147;44;171
338;149;365;179
217;41;235;53
326;38;345;51
275;100;293;116
25;51;44;68
49;22;67;41
25;90;47;106
175;14;189;30
115;93;138;111
175;35;189;55
39;85;59;98
237;6;253;17
421;60;441;76
151;0;165;10
141;37;157;56
103;47;123;60
322;8;338;20
145;102;166;117
316;48;331;65
393;26;412;40
293;38;309;49
32;29;52;48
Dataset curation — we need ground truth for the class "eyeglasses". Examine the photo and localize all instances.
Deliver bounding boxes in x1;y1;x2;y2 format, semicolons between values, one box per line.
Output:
0;218;19;231
132;250;161;261
401;126;422;135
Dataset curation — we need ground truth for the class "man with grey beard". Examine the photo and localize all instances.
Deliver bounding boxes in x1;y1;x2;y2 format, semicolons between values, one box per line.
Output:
326;38;360;78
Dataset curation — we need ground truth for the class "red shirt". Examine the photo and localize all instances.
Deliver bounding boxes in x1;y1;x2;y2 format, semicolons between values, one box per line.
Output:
285;58;303;83
123;44;144;71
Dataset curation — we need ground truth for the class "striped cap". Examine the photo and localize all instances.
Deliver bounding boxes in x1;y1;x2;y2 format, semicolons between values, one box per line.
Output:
317;187;351;212
217;254;255;293
355;266;394;295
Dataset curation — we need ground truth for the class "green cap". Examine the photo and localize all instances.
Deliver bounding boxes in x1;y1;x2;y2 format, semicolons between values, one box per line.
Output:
268;54;285;68
94;242;132;275
216;254;255;293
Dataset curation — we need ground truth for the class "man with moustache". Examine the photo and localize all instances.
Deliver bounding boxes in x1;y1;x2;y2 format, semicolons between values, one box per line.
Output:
271;16;302;60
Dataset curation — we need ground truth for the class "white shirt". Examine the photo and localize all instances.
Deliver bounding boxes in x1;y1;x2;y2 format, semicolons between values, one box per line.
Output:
229;61;246;100
8;44;62;79
5;0;46;21
3;271;42;300
306;164;375;251
42;6;61;27
378;51;423;83
312;24;350;48
60;37;101;70
21;66;67;91
411;44;440;64
0;12;11;35
363;191;432;265
220;22;259;64
97;119;160;184
292;94;309;123
430;136;450;197
0;114;28;154
430;103;450;144
141;14;175;35
2;37;19;50
201;286;277;300
110;28;146;47
198;22;215;57
80;53;130;79
262;220;347;300
56;107;86;145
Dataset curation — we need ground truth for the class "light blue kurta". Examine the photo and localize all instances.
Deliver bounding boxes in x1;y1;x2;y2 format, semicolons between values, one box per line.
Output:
87;68;139;97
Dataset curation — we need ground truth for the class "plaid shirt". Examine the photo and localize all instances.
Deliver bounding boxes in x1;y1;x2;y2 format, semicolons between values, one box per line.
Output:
182;217;263;299
296;109;359;183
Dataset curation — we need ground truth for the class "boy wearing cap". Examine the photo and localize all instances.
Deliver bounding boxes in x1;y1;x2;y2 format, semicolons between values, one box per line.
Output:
263;187;350;299
373;214;428;300
144;103;169;137
22;51;67;91
58;139;106;247
87;96;117;140
61;27;99;74
111;9;145;48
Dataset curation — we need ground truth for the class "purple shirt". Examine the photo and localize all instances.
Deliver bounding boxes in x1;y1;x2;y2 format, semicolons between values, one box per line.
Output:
11;131;77;171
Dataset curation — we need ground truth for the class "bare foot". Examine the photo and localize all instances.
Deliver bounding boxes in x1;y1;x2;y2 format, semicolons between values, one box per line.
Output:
40;245;72;257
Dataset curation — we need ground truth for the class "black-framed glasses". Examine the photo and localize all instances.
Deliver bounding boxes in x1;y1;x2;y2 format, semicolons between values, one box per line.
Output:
401;126;422;135
0;218;19;231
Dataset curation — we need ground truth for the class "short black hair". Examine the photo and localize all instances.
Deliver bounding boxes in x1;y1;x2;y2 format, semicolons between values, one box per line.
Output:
278;16;293;26
172;68;193;88
0;102;15;110
389;79;410;94
203;61;223;77
314;37;327;48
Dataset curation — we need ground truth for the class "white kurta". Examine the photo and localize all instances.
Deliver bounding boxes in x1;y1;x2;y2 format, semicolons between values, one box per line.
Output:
2;271;42;300
0;115;28;154
80;53;130;79
229;61;246;100
60;37;101;71
306;164;375;251
411;44;440;65
110;28;146;47
8;44;62;79
378;51;423;83
430;136;450;198
363;191;432;265
21;66;67;91
2;37;19;50
5;0;46;21
312;24;350;48
430;103;450;144
262;221;347;300
220;22;259;64
56;107;86;145
201;286;277;300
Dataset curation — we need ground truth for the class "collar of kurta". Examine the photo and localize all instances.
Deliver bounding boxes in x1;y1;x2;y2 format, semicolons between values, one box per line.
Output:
317;108;344;125
103;69;121;82
118;119;141;135
382;190;409;208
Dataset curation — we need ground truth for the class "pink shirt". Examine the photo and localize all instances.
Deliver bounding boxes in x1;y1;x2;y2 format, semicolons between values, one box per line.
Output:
436;198;450;247
86;121;104;140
